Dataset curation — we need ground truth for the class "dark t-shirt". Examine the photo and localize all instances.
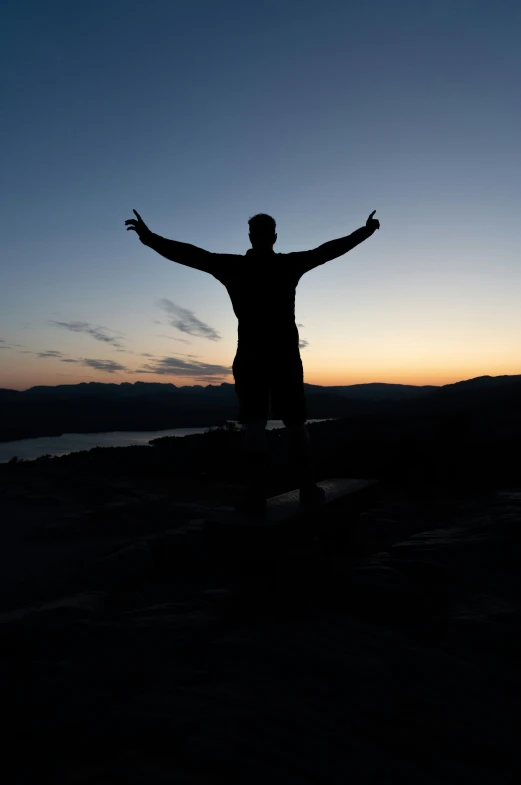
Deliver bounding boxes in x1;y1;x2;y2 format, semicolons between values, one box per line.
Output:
211;248;307;352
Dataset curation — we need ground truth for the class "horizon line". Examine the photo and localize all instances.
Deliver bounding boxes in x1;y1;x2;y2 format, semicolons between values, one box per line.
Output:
3;373;520;393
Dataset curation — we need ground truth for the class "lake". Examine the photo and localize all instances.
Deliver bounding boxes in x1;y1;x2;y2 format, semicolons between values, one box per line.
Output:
0;419;332;463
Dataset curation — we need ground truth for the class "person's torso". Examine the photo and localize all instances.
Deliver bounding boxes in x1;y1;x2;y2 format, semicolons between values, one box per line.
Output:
216;250;301;350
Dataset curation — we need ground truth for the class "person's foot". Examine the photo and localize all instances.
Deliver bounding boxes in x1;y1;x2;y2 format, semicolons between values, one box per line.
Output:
299;483;326;506
234;490;267;517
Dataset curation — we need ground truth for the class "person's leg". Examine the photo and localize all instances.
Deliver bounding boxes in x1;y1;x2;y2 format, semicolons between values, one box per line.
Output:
284;421;325;503
273;350;325;504
243;417;269;497
232;348;270;511
284;422;312;484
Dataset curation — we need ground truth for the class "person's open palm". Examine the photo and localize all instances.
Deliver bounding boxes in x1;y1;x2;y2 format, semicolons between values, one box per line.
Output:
125;209;151;240
366;210;380;232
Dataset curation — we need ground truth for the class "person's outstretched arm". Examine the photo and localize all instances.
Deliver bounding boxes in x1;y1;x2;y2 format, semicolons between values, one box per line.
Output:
289;211;380;276
125;210;217;274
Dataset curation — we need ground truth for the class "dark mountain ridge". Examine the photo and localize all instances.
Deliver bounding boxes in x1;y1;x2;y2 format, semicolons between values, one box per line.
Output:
0;375;519;443
0;379;438;401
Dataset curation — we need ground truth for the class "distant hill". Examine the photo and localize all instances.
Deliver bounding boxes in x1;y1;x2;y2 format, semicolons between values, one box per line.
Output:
0;380;436;402
306;382;437;401
0;375;519;442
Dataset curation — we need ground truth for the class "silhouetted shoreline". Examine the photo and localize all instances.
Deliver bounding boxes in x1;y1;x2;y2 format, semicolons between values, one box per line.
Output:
0;419;332;463
1;376;520;490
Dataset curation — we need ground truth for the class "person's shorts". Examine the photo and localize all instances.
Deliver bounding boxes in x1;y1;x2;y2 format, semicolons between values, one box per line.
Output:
232;348;307;425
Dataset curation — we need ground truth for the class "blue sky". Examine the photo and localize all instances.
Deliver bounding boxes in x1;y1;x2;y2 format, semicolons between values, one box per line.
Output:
1;0;520;389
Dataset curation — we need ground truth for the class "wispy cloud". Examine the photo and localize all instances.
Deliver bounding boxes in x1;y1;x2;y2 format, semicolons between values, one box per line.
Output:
195;377;233;384
22;346;126;374
12;341;128;375
81;359;128;373
37;349;66;358
49;321;125;349
158;334;192;345
15;347;66;358
138;355;231;383
157;299;221;341
20;348;126;374
299;339;309;349
0;339;25;350
296;323;305;328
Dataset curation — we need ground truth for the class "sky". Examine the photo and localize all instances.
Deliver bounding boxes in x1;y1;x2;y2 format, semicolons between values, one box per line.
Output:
1;0;520;390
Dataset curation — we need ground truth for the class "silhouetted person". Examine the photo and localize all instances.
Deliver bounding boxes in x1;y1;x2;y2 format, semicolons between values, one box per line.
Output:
126;208;380;514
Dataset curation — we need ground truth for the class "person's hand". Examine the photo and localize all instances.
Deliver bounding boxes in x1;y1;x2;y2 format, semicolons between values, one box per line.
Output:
366;210;380;232
125;209;151;240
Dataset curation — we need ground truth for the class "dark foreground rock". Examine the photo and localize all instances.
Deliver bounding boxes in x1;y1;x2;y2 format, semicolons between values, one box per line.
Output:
1;472;520;784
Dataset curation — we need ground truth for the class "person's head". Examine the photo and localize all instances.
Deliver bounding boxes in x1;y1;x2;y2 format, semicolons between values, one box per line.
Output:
248;213;277;251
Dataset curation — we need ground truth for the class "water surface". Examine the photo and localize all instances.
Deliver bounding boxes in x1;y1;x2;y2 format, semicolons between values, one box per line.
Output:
0;419;331;462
